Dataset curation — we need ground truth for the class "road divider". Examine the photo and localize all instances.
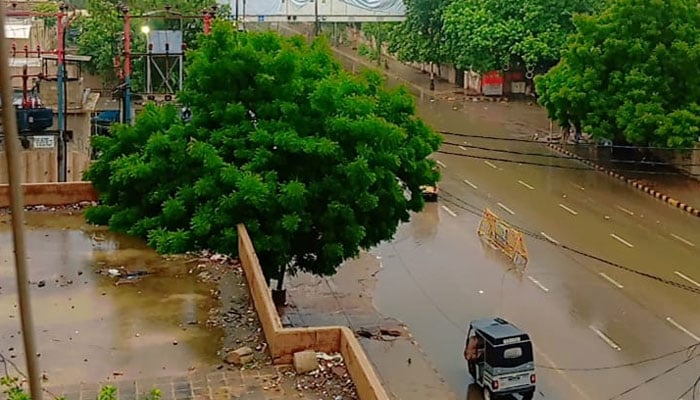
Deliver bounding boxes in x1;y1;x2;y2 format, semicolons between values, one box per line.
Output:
670;233;696;247
589;326;622;351
463;179;478;189
527;276;550;293
610;233;634;248
598;272;624;289
559;203;579;216
478;208;529;268
484;160;498;169
518;180;535;190
441;205;457;217
665;317;700;342
674;271;700;288
548;143;700;218
497;202;515;215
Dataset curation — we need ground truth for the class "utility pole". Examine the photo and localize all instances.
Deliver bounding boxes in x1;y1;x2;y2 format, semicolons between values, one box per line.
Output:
314;0;319;36
0;5;44;400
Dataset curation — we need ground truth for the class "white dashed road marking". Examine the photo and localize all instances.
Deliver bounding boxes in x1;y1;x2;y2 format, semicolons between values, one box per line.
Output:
615;205;634;216
540;232;560;245
463;179;478;189
518;180;535;190
666;317;700;342
528;276;550;293
441;205;457;217
497;202;515;215
599;272;624;289
484;160;498;169
610;233;634;248
436;160;447;168
459;145;467;151
559;203;579;215
589;326;622;351
670;233;696;247
674;271;700;288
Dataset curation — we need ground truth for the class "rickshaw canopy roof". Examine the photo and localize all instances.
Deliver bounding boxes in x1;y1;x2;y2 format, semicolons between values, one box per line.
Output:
469;318;531;346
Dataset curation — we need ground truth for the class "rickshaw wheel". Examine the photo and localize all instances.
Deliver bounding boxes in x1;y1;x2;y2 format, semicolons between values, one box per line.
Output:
483;387;493;400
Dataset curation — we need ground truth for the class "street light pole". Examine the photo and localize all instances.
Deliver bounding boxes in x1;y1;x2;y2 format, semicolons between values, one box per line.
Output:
0;5;44;400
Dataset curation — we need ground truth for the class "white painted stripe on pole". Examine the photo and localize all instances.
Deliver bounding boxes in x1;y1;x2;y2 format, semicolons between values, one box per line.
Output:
666;317;700;342
436;160;447;168
441;205;457;217
610;233;634;248
616;205;635;216
459;145;467;151
558;203;579;215
528;276;550;293
497;202;515;215
674;271;700;288
463;179;478;189
670;233;696;247
540;232;560;245
589;326;622;351
484;160;498;169
599;272;624;289
518;180;535;190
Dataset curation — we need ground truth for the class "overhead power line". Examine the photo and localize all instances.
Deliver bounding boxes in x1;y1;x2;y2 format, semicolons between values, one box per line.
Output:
606;351;700;399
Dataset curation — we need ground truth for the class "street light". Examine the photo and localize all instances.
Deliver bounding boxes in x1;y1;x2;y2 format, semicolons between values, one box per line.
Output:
141;25;150;34
141;25;151;94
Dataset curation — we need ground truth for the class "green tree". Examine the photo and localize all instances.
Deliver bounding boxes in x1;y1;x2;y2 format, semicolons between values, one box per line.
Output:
388;0;453;66
536;0;700;147
443;0;600;73
32;1;60;28
361;22;396;65
84;22;442;286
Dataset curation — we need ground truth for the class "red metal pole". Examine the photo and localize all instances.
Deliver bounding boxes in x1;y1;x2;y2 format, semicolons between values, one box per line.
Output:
57;12;64;64
124;11;131;77
203;11;211;34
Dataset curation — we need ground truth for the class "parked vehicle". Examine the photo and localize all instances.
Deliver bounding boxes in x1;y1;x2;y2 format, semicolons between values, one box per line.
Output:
420;184;439;201
464;318;536;400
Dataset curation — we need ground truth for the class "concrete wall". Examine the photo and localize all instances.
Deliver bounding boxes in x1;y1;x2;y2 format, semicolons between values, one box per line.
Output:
0;181;97;208
236;224;390;400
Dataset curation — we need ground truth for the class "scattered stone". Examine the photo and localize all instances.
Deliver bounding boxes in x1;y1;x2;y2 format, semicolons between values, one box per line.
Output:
37;280;46;288
224;346;254;365
293;350;318;374
379;328;403;337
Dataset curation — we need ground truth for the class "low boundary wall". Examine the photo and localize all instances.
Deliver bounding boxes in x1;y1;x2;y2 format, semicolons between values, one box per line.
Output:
548;144;700;218
237;224;390;400
0;181;97;208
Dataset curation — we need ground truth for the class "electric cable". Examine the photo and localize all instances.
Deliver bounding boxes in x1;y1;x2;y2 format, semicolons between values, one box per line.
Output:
438;130;700;152
436;150;700;177
677;375;700;400
442;141;700;168
606;351;700;399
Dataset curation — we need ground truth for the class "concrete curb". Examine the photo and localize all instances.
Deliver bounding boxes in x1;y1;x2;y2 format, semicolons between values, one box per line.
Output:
547;143;700;218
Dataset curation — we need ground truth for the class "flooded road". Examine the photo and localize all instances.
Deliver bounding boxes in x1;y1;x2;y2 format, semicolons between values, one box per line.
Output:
0;213;237;386
367;93;700;400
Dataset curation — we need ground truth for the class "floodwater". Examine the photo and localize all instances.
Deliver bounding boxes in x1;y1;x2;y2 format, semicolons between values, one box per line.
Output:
0;212;226;386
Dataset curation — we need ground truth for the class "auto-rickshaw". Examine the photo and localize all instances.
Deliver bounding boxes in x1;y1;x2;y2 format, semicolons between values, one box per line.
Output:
464;318;536;400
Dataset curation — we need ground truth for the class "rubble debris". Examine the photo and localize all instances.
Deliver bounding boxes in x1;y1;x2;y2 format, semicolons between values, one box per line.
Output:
224;346;254;366
293;350;318;374
292;352;358;399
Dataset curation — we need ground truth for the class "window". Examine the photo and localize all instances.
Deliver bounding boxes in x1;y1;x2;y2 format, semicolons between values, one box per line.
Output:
504;347;523;359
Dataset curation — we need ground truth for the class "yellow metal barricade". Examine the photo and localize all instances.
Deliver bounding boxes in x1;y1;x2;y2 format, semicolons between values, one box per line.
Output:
477;208;529;268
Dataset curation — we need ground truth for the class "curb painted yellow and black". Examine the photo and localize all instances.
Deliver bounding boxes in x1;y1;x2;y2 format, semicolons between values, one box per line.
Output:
547;143;700;218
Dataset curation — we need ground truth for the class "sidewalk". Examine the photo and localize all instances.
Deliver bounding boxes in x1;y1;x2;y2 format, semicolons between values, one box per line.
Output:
282;253;458;400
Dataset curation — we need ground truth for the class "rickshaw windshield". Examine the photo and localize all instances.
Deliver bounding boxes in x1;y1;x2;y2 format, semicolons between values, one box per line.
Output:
485;341;533;369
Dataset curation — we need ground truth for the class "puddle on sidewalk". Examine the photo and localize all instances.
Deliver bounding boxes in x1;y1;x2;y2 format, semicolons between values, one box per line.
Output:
0;211;255;386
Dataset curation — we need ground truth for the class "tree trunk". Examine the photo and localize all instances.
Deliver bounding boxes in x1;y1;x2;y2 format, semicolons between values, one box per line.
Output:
276;262;287;290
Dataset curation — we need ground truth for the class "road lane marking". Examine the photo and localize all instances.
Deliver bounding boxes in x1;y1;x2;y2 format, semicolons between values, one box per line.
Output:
540;232;560;245
484;160;498;169
497;202;515;215
666;317;700;342
559;203;579;215
441;205;457;217
589;326;622;351
610;233;634;248
599;272;624;289
458;145;467;151
527;276;550;292
674;271;700;288
436;160;447;168
532;344;592;400
518;180;535;190
615;205;634;216
670;233;696;247
463;179;478;189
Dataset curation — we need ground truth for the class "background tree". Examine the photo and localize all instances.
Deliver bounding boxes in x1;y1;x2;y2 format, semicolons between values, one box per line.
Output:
388;0;453;67
536;0;700;147
443;0;600;73
360;22;396;66
84;22;442;287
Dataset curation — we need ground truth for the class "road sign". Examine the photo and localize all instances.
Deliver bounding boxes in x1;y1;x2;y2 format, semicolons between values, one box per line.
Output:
33;135;55;149
258;15;265;22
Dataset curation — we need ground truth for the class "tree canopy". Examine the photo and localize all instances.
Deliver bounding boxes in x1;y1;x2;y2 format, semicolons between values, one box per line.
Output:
442;0;601;73
535;0;700;147
387;0;453;65
84;22;442;283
